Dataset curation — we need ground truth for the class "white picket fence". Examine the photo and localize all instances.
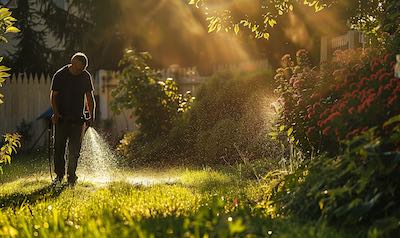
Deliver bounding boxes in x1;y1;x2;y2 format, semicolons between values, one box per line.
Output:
0;73;53;149
320;30;366;62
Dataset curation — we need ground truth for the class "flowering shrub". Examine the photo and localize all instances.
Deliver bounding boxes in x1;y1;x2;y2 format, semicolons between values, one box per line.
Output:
270;114;400;237
273;48;399;155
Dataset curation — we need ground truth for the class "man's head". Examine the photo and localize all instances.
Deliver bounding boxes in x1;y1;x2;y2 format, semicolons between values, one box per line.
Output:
70;52;88;74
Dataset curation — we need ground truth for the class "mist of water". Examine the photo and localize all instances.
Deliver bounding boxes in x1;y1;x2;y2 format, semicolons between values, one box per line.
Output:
77;127;178;186
78;127;118;184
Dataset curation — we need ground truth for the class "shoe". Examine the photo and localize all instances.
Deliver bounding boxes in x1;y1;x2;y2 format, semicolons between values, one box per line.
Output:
67;175;78;187
51;176;63;186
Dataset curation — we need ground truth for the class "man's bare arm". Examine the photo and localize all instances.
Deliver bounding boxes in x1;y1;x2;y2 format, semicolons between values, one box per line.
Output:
85;91;96;120
50;90;61;124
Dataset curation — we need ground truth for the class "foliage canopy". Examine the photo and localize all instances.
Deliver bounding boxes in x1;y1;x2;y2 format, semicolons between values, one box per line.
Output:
188;0;334;39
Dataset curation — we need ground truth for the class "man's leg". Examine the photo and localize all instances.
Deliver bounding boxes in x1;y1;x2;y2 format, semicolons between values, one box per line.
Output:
67;122;84;183
54;122;68;179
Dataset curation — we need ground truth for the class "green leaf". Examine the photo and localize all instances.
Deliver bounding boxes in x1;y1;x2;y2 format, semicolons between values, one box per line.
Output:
0;8;11;20
0;36;7;43
383;114;400;127
268;19;277;27
268;131;278;139
279;125;285;132
0;65;10;71
228;218;246;234
287;127;293;137
240;20;249;27
234;24;239;35
5;26;20;33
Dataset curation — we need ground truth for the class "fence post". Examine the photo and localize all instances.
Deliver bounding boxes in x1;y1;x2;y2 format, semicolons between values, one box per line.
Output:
347;30;357;49
320;36;329;62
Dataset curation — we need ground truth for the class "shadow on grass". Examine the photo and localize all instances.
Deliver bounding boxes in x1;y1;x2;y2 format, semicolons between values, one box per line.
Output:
0;183;67;209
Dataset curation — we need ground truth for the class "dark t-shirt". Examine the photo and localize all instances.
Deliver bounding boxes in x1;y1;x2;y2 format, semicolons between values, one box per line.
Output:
50;65;93;121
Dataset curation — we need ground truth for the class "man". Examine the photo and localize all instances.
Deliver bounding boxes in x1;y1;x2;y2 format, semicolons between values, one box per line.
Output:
50;52;96;186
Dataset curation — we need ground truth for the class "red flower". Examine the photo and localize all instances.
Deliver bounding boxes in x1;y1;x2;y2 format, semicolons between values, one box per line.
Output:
348;107;355;114
377;86;384;96
338;100;348;111
313;102;321;111
384;82;392;90
322;126;331;135
378;72;391;82
326;111;341;122
371;72;379;81
233;197;239;206
352;90;359;97
319;109;329;119
387;95;398;106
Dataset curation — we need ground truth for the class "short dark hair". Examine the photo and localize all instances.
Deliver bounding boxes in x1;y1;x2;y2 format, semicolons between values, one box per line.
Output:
71;52;88;69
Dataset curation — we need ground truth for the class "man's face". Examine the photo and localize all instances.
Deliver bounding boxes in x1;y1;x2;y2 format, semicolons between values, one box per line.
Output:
71;57;85;73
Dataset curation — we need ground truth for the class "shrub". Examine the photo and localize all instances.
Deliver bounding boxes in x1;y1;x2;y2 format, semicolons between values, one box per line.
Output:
111;49;194;140
118;69;285;167
189;70;284;165
273;48;400;156
270;114;400;237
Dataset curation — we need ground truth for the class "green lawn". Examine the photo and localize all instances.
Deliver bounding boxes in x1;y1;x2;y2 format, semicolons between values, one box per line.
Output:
0;154;351;238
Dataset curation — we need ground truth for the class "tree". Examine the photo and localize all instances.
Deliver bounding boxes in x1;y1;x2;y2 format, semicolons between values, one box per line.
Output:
188;0;335;39
0;6;21;173
347;0;399;34
37;0;124;71
9;0;53;73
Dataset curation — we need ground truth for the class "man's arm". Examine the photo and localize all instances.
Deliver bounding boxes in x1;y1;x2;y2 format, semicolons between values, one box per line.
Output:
50;90;61;124
85;91;96;120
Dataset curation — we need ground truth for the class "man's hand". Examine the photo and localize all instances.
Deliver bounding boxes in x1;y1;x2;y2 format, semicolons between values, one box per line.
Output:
86;118;95;128
51;113;61;124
